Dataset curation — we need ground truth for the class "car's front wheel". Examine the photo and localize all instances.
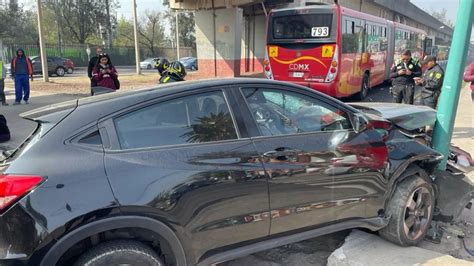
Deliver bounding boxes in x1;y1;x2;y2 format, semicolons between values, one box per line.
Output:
379;173;434;246
74;240;163;266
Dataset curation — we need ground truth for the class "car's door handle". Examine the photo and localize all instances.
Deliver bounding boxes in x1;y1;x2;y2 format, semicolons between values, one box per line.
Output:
263;148;299;158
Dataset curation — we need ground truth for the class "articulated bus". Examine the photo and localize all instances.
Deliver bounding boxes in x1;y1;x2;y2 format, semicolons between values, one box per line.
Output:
264;4;427;99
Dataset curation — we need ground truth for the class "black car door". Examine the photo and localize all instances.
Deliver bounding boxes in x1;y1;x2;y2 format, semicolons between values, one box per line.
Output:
102;88;270;260
235;85;388;235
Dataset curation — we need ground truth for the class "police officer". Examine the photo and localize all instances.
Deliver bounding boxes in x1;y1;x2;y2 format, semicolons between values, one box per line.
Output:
415;55;444;109
389;50;422;104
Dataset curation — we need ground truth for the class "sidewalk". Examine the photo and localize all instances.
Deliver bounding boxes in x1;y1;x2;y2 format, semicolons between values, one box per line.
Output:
452;84;474;155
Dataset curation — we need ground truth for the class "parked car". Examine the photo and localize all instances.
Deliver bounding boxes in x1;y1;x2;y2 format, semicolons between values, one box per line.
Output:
59;57;75;74
179;56;198;71
29;56;68;77
5;56;72;77
0;79;444;266
140;57;158;69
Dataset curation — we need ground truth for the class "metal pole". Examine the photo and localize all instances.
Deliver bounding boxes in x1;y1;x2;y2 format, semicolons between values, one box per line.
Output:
432;0;474;170
36;0;49;82
175;11;180;60
132;0;141;75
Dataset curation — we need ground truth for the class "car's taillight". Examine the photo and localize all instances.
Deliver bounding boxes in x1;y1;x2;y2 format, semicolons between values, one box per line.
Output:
0;174;43;213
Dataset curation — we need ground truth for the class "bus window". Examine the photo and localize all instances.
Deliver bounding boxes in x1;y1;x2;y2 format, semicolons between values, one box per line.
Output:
342;17;357;53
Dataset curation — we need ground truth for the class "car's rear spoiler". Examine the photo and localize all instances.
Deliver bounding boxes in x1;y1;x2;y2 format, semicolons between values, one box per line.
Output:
20;99;78;124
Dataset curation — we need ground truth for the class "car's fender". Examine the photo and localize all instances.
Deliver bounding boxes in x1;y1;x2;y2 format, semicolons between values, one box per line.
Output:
40;215;187;266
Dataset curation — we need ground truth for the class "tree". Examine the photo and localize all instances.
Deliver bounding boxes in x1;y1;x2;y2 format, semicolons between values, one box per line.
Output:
114;17;135;46
0;2;38;44
430;8;454;28
164;10;196;49
137;11;166;55
43;0;119;45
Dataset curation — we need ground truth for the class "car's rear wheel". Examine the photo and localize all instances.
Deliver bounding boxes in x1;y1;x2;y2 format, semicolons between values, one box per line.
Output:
67;68;74;74
74;240;163;266
56;67;66;77
191;65;197;71
379;174;434;246
147;64;152;69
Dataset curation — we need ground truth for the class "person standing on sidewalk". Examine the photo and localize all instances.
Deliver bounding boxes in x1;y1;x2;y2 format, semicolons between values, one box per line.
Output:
10;48;33;105
463;62;474;102
389;50;422;104
0;58;8;106
414;55;444;109
88;47;103;89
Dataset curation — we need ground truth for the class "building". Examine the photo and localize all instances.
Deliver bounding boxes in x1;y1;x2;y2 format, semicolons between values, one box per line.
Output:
166;0;453;77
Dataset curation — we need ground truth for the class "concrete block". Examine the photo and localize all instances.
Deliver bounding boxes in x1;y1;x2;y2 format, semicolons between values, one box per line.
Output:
327;230;471;266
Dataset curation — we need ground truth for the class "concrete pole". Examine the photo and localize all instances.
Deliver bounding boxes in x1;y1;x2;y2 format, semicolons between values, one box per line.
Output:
431;0;474;170
36;0;49;82
132;0;141;75
175;11;180;60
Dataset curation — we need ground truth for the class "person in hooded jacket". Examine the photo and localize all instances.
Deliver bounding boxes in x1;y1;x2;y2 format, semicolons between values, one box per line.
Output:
92;53;119;90
10;48;33;104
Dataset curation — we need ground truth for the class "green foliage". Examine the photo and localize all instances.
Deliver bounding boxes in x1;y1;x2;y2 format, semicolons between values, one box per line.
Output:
164;10;196;49
0;2;38;43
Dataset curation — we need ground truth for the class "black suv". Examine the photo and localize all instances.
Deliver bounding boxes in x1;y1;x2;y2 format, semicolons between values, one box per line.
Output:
0;79;442;266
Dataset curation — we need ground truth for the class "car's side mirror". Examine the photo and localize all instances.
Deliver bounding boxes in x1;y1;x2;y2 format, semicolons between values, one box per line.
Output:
353;113;368;133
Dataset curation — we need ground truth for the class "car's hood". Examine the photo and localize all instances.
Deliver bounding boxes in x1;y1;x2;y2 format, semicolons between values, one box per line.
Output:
348;102;436;131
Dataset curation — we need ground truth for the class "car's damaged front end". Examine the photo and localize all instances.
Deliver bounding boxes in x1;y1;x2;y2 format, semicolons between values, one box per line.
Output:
349;102;473;175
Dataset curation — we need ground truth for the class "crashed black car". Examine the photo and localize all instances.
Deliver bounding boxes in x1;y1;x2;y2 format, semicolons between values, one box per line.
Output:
0;79;449;265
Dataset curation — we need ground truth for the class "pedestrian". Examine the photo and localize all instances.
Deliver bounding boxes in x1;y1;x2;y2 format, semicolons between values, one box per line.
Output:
414;55;444;109
463;62;474;102
10;48;33;105
88;47;103;89
92;53;119;90
389;50;422;104
0;57;8;106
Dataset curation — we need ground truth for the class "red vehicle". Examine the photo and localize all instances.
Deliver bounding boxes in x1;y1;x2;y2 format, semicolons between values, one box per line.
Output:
264;4;427;99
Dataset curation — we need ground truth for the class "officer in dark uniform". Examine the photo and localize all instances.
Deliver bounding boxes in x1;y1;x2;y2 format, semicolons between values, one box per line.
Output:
389;50;422;104
415;55;444;109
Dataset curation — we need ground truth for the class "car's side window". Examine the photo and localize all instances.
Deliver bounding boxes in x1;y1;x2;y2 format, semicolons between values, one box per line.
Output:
242;87;351;136
114;91;238;149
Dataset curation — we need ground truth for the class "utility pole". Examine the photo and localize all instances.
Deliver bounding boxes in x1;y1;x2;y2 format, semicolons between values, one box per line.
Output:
36;0;48;82
105;0;112;48
175;11;180;60
132;0;141;74
432;0;474;170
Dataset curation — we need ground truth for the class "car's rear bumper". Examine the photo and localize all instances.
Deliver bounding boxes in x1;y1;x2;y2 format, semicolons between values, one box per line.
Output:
0;205;49;264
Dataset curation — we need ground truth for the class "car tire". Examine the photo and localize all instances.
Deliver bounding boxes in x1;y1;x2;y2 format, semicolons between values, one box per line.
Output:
191;65;196;71
67;68;74;74
379;174;434;246
56;67;66;77
355;73;369;101
147;64;152;69
74;240;163;266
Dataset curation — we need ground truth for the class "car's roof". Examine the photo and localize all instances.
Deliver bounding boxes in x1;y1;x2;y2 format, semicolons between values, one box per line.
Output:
77;78;349;110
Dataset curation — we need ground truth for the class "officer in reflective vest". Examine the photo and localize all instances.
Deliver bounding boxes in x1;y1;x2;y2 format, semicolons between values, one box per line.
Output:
415;55;444;109
389;50;422;104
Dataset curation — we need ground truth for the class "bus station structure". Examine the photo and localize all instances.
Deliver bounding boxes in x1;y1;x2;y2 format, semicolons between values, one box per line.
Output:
166;0;454;78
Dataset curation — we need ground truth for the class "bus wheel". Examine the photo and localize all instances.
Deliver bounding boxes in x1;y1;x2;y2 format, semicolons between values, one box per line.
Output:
355;73;369;101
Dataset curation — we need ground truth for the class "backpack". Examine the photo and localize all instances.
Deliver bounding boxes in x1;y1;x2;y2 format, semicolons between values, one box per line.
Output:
0;114;11;143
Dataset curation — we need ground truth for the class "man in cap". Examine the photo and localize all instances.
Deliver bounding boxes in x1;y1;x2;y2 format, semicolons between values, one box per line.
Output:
389;50;422;104
415;55;444;109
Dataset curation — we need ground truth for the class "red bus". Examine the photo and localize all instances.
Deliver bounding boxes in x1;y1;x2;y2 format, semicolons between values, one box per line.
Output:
264;4;427;99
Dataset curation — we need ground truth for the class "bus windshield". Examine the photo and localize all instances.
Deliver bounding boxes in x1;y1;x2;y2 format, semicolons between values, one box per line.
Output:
271;13;335;41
